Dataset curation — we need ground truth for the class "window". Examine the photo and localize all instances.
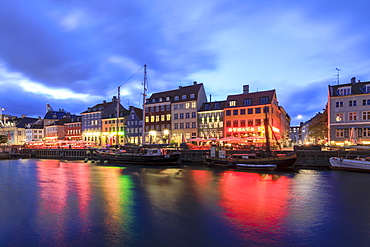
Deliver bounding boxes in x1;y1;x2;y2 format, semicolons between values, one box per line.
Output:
204;104;210;110
255;108;261;114
214;103;220;109
226;121;231;127
161;105;165;111
174;123;179;129
186;112;190;119
363;112;370;120
174;96;179;101
243;98;252;106
166;114;171;121
226;110;231;116
240;120;246;127
166;105;171;111
190;94;195;98
151;116;155;122
336;101;343;107
335;113;343;122
155;115;159;122
180;113;184;119
229;100;237;107
260;96;269;104
363;99;370;106
233;109;238;115
248;120;253;126
263;107;269;113
336;129;344;137
192;112;196;118
349;100;357;107
145;116;149;122
363;127;370;137
338;86;351;96
191;102;196;108
349;112;357;121
150;107;154;112
186;122;190;128
156;106;159;112
233;120;238;127
255;119;261;126
192;122;196;128
174;114;178;120
161;115;165;121
180;123;184;129
248;108;253;114
240;109;246;115
182;95;187;100
186;103;190;109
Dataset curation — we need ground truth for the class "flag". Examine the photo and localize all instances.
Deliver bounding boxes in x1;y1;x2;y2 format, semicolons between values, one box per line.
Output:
1;108;5;111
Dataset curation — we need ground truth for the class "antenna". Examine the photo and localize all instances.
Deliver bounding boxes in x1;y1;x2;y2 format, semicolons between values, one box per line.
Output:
335;68;341;85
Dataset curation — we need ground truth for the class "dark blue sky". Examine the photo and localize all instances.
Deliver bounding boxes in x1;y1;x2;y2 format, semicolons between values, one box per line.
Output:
1;0;370;125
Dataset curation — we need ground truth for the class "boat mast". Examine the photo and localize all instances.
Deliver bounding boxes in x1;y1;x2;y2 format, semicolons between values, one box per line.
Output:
264;106;271;155
141;64;147;145
116;86;120;147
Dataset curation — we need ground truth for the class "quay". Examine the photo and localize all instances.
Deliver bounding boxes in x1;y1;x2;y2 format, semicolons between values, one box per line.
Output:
1;147;368;169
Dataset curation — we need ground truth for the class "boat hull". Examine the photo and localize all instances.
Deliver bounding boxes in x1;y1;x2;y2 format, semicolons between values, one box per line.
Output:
98;153;181;165
205;154;297;169
329;157;370;172
236;163;277;171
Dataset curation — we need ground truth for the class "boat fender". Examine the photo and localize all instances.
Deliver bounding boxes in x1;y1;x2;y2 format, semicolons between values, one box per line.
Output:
104;160;108;164
148;150;153;155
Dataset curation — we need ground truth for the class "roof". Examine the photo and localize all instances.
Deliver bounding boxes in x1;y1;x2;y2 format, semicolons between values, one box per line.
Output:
198;101;227;112
225;90;276;108
129;106;143;120
43;109;69;120
329;80;370;97
14;117;38;128
172;83;204;103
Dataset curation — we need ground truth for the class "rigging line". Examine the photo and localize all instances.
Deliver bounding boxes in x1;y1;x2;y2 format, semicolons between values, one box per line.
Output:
119;65;144;87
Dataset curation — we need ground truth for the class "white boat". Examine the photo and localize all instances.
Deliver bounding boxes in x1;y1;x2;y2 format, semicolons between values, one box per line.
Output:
329;157;370;172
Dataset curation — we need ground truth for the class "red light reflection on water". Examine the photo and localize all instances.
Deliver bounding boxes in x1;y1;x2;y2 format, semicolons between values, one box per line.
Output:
218;171;290;238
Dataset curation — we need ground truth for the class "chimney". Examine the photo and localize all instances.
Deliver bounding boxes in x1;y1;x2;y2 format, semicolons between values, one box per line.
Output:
103;100;106;103
209;94;212;102
351;77;356;84
193;81;197;85
178;86;182;89
243;85;249;94
111;96;117;102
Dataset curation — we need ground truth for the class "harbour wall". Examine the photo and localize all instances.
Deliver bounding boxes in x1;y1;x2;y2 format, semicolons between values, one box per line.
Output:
2;148;370;168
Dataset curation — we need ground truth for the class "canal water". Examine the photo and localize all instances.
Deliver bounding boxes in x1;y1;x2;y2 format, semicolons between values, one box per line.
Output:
0;159;369;247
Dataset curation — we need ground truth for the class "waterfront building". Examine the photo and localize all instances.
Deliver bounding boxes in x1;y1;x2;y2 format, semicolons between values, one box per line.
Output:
44;118;70;141
25;117;44;142
43;104;71;127
126;106;143;145
101;108;129;147
81;97;127;147
0;116;38;145
144;89;176;144
224;85;290;148
328;77;370;145
198;101;226;139
171;82;207;144
65;116;82;141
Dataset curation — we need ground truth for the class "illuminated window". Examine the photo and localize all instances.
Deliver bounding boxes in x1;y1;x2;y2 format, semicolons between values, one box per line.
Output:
186;103;190;109
335;113;343;122
150;116;155;122
166;114;171;121
349;112;357;121
229;100;237;107
226;121;231;127
161;115;165;121
233;120;238;127
240;120;246;127
191;102;196;108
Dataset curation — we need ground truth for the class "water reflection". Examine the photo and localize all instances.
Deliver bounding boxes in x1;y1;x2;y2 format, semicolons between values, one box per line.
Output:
218;171;290;244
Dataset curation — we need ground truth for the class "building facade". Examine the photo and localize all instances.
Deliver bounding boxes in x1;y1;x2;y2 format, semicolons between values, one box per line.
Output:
198;101;226;139
126;106;143;145
328;77;370;145
223;85;290;148
171;82;207;144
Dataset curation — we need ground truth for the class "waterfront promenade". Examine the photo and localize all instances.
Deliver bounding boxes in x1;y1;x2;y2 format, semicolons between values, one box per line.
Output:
1;147;365;169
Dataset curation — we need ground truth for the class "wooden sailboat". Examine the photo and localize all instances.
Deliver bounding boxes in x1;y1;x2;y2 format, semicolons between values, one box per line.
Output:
205;107;297;169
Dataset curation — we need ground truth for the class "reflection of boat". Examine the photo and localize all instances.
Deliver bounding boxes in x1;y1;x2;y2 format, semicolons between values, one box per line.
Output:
97;148;181;165
329;157;370;172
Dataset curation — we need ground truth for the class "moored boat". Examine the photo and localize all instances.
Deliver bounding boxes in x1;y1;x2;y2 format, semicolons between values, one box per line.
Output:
235;163;277;171
97;148;181;165
329;156;370;172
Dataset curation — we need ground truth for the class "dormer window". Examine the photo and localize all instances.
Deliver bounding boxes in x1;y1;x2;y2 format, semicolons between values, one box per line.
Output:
182;95;187;100
364;84;370;93
190;94;195;99
243;98;252;106
229;100;237;107
174;96;179;101
204;104;210;110
159;97;163;102
214;103;220;109
338;86;351;96
260;96;269;104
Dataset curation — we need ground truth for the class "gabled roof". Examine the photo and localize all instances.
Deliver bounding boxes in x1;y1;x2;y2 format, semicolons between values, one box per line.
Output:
198;101;227;112
329;80;370;97
81;101;114;114
43;109;69;120
15;117;38;128
129;106;143;120
172;83;204;103
225;90;276;108
148;89;178;101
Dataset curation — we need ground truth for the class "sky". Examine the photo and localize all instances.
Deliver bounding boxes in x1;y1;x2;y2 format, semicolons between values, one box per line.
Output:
1;0;370;126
